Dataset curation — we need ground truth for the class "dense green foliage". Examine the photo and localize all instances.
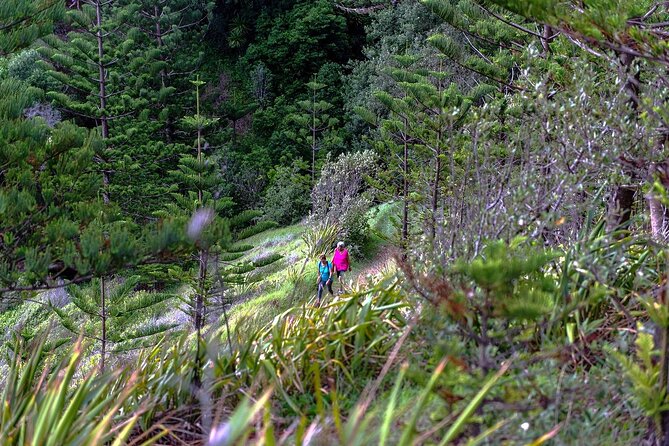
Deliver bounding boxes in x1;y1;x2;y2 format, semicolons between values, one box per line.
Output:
6;0;669;444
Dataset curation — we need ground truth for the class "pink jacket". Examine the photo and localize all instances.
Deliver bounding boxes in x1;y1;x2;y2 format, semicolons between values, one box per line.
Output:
332;248;350;271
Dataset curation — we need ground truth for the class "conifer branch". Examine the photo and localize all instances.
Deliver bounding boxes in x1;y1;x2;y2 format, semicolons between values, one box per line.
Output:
0;0;61;32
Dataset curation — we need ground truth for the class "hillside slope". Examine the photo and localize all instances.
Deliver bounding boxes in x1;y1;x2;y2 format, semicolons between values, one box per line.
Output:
225;205;398;334
0;206;398;363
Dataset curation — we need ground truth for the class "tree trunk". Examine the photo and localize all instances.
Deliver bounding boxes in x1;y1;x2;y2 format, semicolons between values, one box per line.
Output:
430;127;442;240
648;194;667;241
402;124;409;251
605;53;640;235
100;276;106;373
193;77;206;387
311;88;317;185
193;249;207;387
153;5;174;143
606;186;636;232
431;151;440;240
430;65;445;240
95;0;110;204
649;138;669;241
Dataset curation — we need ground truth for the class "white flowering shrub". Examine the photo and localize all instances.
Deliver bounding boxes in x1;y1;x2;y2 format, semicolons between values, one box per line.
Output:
311;150;378;256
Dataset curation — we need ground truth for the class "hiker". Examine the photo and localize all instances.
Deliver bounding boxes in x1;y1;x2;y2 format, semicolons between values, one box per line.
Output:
332;241;350;294
316;254;333;305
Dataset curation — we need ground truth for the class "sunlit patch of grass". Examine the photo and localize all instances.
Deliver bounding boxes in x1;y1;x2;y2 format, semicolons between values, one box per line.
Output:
226;281;304;334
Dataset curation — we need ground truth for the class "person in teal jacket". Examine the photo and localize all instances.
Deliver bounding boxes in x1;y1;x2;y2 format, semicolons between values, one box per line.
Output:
316;254;333;305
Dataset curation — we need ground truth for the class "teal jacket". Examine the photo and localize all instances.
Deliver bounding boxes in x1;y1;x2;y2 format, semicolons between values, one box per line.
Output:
318;261;332;282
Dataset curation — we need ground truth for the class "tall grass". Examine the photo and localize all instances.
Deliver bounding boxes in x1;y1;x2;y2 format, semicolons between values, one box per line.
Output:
0;336;142;445
0;275;511;445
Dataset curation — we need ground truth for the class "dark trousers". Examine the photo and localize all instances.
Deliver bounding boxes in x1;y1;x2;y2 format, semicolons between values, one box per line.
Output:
318;278;333;301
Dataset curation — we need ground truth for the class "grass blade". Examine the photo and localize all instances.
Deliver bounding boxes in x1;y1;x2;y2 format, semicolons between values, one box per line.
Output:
379;363;407;446
398;358;448;446
439;360;511;446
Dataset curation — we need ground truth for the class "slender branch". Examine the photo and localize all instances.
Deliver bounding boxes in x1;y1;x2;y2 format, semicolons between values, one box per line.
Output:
476;2;544;39
0;0;61;32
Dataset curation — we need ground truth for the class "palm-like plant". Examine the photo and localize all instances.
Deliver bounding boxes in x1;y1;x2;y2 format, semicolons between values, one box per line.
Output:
0;336;142;445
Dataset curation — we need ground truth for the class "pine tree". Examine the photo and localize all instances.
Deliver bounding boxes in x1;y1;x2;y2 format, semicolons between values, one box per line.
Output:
158;76;232;384
114;0;213;141
220;90;257;144
0;1;174;292
288;81;339;184
357;55;419;251
370;52;493;243
39;0;212;218
422;0;543;92
53;276;177;371
487;0;664;64
0;0;64;56
38;0;142;204
0;2;204;296
0;32;96;288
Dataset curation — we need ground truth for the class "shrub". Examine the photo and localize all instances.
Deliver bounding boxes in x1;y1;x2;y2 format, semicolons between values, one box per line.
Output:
341;203;370;257
311;150;378;255
0;336;144;445
2;278;512;445
286;265;309;287
302;222;341;257
262;162;312;225
7;49;60;92
236;220;279;240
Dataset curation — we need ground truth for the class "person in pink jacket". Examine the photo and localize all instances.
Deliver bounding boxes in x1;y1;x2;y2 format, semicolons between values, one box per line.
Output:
332;241;351;294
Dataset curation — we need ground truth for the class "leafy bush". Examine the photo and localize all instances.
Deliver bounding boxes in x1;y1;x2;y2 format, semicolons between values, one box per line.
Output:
236;220;279;240
454;240;558;322
11;259;637;444
262;162;311;225
311;150;377;256
302;221;341;257
6;49;60;92
286;264;309;287
340;200;371;258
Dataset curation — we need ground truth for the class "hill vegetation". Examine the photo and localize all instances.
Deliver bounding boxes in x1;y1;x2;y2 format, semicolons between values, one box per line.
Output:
3;0;669;444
